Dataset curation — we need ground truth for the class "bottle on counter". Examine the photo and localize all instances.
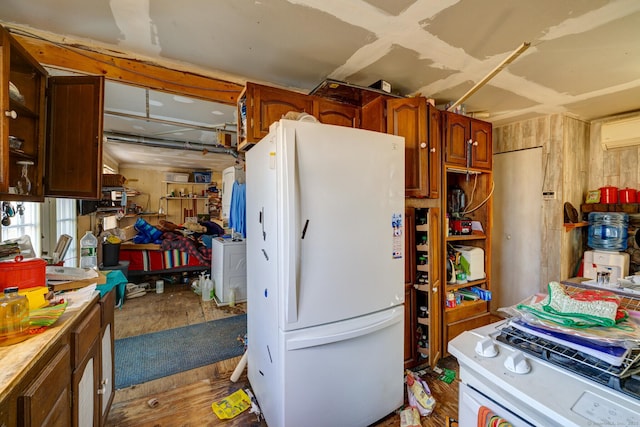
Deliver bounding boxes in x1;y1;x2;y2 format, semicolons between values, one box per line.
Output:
0;287;30;345
80;231;98;269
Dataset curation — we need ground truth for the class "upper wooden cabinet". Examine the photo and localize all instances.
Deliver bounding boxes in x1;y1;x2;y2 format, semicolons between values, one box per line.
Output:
237;82;361;151
0;25;104;201
443;111;492;171
386;98;440;199
313;98;359;128
237;82;314;151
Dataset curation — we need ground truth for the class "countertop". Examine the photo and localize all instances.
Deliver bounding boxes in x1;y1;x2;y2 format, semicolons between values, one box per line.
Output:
0;291;99;396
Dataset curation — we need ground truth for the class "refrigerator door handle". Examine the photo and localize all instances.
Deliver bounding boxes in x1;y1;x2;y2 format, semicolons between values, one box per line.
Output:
286;310;402;351
283;132;299;323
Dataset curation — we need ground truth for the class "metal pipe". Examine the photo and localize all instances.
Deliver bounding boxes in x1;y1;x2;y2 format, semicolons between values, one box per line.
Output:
103;132;239;158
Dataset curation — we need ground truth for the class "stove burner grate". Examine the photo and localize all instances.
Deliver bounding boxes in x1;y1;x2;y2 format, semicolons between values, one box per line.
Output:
496;325;640;400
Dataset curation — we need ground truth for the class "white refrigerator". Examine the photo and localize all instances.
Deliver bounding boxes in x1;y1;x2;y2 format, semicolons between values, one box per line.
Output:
246;119;405;427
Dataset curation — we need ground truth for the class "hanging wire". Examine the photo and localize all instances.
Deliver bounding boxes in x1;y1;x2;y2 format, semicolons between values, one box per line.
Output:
463;179;496;216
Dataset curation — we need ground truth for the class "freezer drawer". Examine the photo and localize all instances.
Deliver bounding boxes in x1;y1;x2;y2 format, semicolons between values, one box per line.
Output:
250;306;404;427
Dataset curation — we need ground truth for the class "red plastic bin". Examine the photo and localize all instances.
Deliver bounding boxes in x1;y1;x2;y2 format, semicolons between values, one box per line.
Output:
0;257;47;291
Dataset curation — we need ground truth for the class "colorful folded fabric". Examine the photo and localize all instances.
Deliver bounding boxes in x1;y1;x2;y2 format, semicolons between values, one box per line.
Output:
517;282;625;328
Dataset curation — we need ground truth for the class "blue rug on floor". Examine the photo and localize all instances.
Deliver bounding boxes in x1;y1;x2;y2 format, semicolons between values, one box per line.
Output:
115;314;246;389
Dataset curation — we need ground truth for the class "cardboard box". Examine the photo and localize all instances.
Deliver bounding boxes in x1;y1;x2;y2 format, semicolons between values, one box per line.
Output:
121;225;138;241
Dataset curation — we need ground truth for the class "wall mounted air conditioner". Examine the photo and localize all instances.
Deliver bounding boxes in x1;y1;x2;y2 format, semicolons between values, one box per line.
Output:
601;115;640;150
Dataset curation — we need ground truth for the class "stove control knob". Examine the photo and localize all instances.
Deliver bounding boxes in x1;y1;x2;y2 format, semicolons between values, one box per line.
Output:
504;351;531;374
475;337;498;358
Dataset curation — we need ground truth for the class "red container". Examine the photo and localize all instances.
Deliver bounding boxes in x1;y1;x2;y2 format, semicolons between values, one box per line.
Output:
599;186;619;204
0;257;47;291
619;188;637;204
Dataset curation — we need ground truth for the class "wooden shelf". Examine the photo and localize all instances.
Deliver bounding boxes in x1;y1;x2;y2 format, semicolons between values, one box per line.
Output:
445;279;486;292
563;221;588;231
417;317;430;326
446;231;486;241
414;284;431;292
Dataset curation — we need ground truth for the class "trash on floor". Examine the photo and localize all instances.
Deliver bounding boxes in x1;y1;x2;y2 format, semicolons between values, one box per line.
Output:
245;388;263;421
438;367;456;384
125;283;146;299
211;388;252;419
405;370;436;416
399;406;421;427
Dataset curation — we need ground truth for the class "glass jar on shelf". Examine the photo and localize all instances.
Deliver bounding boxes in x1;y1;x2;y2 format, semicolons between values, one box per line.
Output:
16;160;34;195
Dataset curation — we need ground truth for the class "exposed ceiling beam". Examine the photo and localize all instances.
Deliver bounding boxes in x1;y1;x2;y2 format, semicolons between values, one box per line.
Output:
8;27;243;105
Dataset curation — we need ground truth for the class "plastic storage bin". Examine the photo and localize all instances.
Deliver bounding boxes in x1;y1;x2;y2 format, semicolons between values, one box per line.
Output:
0;257;47;291
587;212;629;251
193;171;212;183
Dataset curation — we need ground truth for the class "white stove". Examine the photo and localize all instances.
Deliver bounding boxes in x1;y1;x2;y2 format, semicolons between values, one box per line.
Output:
449;320;640;427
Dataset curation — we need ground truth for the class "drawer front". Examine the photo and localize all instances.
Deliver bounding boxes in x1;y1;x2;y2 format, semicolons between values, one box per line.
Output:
19;344;71;427
445;300;488;323
446;312;492;343
71;304;101;368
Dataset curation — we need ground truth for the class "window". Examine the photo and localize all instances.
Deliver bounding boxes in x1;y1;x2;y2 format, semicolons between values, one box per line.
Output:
0;199;78;267
54;198;78;266
0;202;41;257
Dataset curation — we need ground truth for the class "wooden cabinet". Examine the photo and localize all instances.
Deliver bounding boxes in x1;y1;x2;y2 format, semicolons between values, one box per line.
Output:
387;98;440;199
237;82;368;151
443;111;492;171
1;290;115;427
406;207;442;368
237;82;314;151
98;290;115;426
403;208;417;368
18;344;72;427
71;304;100;427
0;25;104;201
313;98;359;128
442;167;493;348
360;96;388;133
45;76;103;199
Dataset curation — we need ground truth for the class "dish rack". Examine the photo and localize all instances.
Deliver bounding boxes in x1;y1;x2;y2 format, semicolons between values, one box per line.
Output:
495;281;640;395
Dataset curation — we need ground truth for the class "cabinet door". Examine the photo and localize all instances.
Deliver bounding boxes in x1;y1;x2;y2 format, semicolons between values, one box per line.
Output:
45;75;104;199
387;98;429;198
470;119;492;170
99;290;115;425
427;208;442;366
443;112;469;167
73;340;99;427
360;96;387;133
250;84;314;141
426;105;441;199
18;344;72;427
0;26;47;199
71;304;100;427
314;98;359;128
404;208;418;368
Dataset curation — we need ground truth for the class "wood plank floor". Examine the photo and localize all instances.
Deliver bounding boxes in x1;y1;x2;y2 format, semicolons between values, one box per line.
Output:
105;281;460;427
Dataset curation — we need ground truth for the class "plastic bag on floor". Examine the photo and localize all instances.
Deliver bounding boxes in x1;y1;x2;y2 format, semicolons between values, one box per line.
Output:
405;370;436;416
211;389;251;419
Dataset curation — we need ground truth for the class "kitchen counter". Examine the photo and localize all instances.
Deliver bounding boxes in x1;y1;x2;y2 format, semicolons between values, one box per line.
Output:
0;291;99;397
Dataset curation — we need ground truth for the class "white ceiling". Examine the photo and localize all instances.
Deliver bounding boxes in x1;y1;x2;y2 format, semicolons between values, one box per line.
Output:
2;0;640;169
